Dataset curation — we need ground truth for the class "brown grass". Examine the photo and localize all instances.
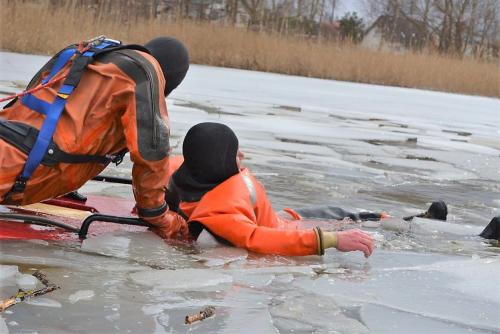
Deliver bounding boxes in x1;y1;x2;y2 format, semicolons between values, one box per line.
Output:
1;0;498;98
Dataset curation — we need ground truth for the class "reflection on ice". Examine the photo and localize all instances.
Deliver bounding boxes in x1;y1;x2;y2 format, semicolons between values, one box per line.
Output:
360;303;493;334
191;247;248;267
379;217;484;236
295;250;500;333
270;292;369;333
81;231;197;270
82;234;131;258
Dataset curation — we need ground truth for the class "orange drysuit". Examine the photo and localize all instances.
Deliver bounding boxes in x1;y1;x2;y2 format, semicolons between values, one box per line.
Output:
0;47;171;220
176;168;321;256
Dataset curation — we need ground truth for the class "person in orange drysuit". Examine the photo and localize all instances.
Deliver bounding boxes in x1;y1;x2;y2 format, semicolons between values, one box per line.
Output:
0;36;189;238
166;122;374;257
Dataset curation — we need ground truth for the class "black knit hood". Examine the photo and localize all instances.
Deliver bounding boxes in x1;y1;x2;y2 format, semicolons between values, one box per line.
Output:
144;37;189;96
172;122;239;202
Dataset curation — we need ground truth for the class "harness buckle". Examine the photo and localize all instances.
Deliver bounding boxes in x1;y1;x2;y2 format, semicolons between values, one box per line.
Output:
106;150;126;166
103;37;122;45
86;35;107;46
57;93;69;99
112;155;124;166
11;176;28;193
85;35;121;48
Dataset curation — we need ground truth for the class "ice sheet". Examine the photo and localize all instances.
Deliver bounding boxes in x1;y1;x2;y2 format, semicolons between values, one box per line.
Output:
1;51;499;333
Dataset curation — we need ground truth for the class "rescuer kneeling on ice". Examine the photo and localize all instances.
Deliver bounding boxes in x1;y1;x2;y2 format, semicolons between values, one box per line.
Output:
0;36;190;239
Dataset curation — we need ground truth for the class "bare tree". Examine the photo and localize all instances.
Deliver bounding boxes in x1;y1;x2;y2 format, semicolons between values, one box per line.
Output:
226;0;240;25
361;0;499;57
329;0;337;22
475;0;499;57
277;0;293;35
241;0;264;28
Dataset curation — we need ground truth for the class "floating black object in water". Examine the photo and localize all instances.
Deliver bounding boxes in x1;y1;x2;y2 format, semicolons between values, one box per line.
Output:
479;216;500;241
403;200;448;221
426;200;448;221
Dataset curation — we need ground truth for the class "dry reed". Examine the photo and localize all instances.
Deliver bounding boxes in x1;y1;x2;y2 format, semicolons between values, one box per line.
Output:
1;0;498;98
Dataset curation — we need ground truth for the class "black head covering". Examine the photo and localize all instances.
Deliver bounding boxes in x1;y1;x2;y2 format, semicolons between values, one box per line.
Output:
172;122;239;202
144;37;189;96
425;200;448;221
480;216;500;241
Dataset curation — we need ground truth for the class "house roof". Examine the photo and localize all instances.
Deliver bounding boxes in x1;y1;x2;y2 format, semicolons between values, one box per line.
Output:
365;12;427;42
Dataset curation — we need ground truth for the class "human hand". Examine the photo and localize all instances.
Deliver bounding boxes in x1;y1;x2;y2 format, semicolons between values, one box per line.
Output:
145;211;189;240
336;229;374;258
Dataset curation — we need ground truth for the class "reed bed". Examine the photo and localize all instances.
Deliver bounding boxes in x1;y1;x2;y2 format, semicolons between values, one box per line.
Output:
1;0;498;98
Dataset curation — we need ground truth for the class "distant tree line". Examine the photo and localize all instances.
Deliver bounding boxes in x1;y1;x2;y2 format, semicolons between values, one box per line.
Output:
39;0;350;39
30;0;500;58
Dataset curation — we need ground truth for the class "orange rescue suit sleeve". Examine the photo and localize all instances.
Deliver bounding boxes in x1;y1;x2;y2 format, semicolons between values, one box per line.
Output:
187;172;320;256
119;51;171;218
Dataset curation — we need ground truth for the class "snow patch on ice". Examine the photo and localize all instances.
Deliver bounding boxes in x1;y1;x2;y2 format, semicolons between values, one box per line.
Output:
16;274;38;290
0;265;18;283
68;290;95;304
0;316;9;334
25;298;62;308
192;247;248;267
130;268;233;290
196;229;223;247
0;265;38;290
81;234;131;258
430;257;500;303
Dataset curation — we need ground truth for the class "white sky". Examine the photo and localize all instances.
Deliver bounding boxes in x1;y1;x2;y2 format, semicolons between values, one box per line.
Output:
336;0;368;19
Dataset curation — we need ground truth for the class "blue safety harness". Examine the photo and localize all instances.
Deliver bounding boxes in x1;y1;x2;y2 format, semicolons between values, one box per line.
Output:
4;37;142;197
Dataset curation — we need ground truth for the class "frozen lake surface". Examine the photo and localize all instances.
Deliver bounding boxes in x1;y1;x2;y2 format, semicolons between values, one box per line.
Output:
1;51;499;333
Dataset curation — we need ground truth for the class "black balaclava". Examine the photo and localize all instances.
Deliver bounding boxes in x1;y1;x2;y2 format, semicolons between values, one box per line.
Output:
480;216;500;241
144;37;189;96
425;200;448;221
172;122;239;202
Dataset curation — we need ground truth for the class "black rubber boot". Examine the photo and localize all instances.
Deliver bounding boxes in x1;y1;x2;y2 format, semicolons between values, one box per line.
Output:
424;200;448;221
479;216;500;240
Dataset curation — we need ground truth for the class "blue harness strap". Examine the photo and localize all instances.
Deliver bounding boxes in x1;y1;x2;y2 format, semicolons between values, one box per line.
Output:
20;95;68;180
9;38;121;195
21;94;51;115
41;48;76;84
